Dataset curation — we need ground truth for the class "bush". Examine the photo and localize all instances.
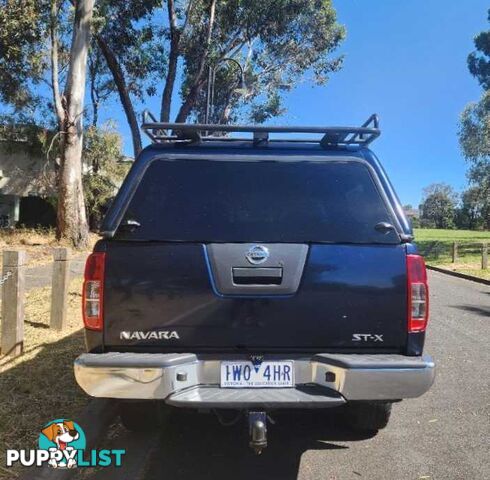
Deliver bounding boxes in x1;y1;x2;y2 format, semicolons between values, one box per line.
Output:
82;124;131;230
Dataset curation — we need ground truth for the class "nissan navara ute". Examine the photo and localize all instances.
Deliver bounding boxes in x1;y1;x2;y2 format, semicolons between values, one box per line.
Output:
75;113;435;453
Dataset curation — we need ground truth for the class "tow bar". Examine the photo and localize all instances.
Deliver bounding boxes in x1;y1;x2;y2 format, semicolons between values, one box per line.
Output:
248;411;268;454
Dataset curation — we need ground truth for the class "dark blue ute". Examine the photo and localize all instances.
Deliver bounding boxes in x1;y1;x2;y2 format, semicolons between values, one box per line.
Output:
88;119;427;356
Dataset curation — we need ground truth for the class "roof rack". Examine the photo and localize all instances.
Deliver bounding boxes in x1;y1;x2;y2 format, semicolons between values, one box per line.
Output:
141;110;380;148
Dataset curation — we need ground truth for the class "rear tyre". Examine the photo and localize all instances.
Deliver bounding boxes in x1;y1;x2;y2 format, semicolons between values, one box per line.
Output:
344;401;392;432
119;401;166;432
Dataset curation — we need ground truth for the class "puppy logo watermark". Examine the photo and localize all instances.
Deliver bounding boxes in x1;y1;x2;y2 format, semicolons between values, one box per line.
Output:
5;419;125;469
39;419;85;468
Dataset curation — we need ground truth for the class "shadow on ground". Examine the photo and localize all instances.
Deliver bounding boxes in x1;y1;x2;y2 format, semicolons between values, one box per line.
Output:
0;329;87;479
138;408;374;480
451;304;490;317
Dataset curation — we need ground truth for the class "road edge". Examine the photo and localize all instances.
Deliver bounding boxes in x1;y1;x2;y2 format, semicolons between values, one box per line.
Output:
427;265;490;286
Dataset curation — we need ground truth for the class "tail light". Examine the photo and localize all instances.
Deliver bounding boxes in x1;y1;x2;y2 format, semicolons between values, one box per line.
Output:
407;254;429;332
82;252;105;331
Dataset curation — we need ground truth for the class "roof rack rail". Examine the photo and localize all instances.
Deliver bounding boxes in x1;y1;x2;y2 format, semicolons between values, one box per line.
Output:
141;110;380;148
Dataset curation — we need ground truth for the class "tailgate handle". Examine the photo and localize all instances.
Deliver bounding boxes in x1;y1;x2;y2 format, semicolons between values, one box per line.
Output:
232;267;283;286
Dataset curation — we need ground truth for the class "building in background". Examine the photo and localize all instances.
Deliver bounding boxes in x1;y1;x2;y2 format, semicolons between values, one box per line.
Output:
0;133;56;228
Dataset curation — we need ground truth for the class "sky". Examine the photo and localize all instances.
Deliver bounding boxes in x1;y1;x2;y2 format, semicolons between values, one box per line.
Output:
100;0;489;208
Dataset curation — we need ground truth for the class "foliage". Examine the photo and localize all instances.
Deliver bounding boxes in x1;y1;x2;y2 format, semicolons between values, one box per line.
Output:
93;1;165;101
0;116;52;157
0;0;345;157
459;92;490;228
410;217;421;229
402;204;420;229
0;0;47;109
459;9;490;230
419;183;458;229
455;186;488;230
467;9;490;91
184;0;346;124
82;124;131;229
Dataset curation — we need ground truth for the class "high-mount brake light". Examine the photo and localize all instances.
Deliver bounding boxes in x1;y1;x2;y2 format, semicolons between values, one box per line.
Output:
407;254;429;333
82;252;105;331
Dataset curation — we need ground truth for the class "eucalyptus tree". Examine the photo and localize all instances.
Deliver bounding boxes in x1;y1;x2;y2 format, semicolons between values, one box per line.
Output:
94;0;345;154
0;0;95;246
93;0;164;156
167;0;346;124
0;0;346;245
459;9;490;229
52;0;95;247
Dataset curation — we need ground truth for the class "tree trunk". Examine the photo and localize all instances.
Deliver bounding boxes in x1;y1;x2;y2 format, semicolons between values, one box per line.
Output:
160;0;180;122
174;78;208;123
160;37;180;122
50;0;64;127
56;0;93;248
175;0;216;123
97;36;142;157
89;55;98;126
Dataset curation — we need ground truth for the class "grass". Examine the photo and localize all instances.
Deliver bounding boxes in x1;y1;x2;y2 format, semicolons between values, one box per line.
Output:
0;228;99;267
413;228;490;242
413;228;490;281
0;277;88;479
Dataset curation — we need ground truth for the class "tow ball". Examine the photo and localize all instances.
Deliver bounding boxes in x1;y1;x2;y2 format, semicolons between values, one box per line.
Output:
248;411;268;454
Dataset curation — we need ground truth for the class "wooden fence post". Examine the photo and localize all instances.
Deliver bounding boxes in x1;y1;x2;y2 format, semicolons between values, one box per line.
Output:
1;250;26;357
452;242;458;263
50;248;71;331
482;243;488;270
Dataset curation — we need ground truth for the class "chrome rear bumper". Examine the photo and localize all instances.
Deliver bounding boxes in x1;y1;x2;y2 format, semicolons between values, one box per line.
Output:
74;352;435;407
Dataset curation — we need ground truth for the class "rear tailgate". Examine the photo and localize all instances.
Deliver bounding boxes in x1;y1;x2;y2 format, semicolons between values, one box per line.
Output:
101;157;407;352
103;241;407;350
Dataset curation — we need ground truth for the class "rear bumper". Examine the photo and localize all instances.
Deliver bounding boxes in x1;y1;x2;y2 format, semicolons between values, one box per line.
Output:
74;353;435;408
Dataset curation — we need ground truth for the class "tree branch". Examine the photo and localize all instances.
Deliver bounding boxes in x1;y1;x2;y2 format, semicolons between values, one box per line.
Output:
96;35;142;157
160;0;180;121
175;0;217;122
50;0;64;127
181;0;195;34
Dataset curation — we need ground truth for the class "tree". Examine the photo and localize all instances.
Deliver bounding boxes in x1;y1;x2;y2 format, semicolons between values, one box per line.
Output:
419;183;458;229
54;0;94;247
467;9;490;91
0;1;345;245
459;92;490;229
173;0;346;124
455;186;487;230
459;9;490;230
93;0;345;155
1;0;95;246
93;0;164;157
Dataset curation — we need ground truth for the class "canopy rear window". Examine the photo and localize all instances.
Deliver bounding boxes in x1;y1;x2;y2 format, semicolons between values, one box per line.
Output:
115;158;400;243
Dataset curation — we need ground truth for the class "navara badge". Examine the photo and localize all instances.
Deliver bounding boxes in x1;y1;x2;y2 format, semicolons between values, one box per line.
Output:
246;245;270;265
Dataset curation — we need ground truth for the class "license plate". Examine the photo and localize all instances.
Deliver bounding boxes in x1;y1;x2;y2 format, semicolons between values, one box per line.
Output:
220;361;294;388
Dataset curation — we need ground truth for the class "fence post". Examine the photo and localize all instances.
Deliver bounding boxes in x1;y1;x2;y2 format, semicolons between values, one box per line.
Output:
482;243;488;270
50;248;71;331
452;241;458;263
1;250;26;357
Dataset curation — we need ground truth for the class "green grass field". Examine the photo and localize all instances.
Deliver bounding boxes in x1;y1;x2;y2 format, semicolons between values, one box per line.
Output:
413;228;489;280
413;228;490;242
